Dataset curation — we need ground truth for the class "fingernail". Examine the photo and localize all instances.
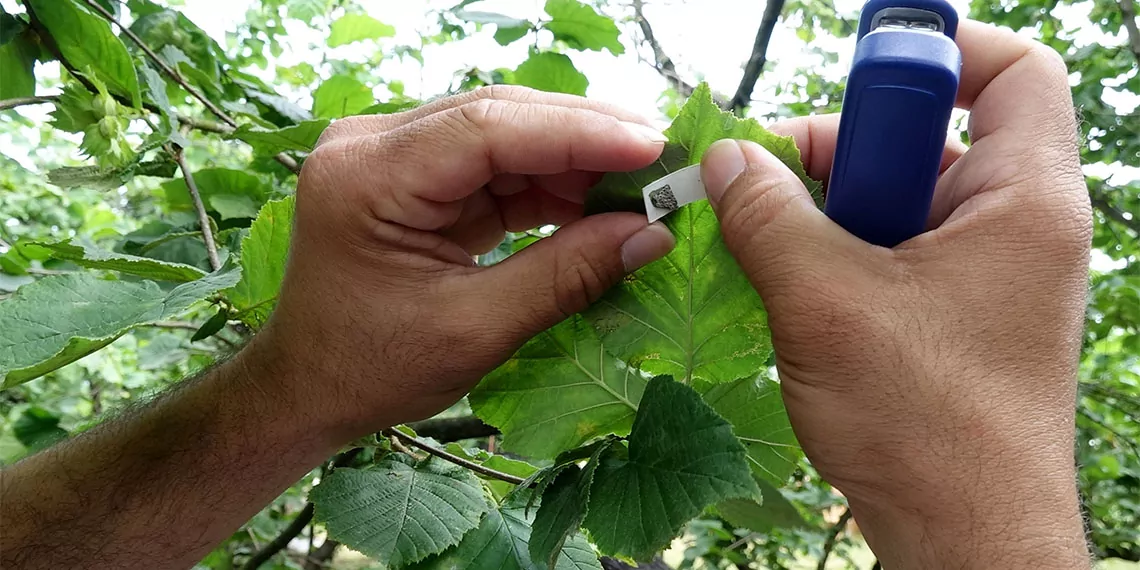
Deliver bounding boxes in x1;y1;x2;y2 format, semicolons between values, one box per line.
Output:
701;139;749;203
621;223;675;272
620;121;669;144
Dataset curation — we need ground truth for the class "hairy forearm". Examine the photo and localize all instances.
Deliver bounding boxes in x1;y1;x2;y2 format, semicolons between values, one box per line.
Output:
849;438;1091;569
0;339;341;569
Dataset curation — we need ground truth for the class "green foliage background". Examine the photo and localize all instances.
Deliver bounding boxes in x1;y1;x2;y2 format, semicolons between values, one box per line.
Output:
0;0;1136;568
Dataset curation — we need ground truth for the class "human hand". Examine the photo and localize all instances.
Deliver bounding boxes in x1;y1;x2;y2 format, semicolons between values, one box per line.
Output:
240;87;675;439
701;20;1091;569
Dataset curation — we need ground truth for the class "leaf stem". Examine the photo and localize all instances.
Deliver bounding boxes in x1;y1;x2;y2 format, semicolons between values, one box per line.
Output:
148;320;200;330
170;146;221;271
381;429;526;485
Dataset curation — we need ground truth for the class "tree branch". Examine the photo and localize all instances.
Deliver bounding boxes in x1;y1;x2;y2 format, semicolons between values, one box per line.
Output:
816;507;853;570
1091;193;1140;236
0;95;57;112
170;146;221;271
381;429;526;485
730;0;787;115
303;539;338;570
242;503;314;570
630;0;730;108
1079;408;1140;460
1120;0;1140;63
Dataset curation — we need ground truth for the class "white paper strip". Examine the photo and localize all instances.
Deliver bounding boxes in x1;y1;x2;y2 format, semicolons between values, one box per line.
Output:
642;164;706;223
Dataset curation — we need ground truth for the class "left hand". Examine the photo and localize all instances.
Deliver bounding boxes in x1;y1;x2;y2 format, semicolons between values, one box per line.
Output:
240;86;675;440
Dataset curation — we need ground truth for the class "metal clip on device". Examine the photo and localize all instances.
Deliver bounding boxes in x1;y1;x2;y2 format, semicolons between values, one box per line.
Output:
824;0;962;247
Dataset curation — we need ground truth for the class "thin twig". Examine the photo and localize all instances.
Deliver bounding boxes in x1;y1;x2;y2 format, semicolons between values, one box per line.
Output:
1090;193;1140;236
730;0;787;115
170;147;221;271
1120;0;1140;63
382;429;526;485
81;0;236;128
816;507;853;570
630;0;730;108
178;115;232;134
1079;408;1140;459
148;320;201;331
24;267;73;276
387;434;421;457
0;95;57;111
303;539;339;570
241;504;314;570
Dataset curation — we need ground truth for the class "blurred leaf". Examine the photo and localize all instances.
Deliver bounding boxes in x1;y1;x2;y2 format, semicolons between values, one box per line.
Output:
227;119;330;154
34;237;207;282
716;479;808;532
512;51;588;96
312;74;374;119
328;13;395;47
13;407;68;451
494;24;532;45
46;159;176;191
0;14;37;99
138;332;189;370
0;267;239;388
161;168;269;218
191;307;229;342
286;0;331;21
542;0;624;54
129;9;219;83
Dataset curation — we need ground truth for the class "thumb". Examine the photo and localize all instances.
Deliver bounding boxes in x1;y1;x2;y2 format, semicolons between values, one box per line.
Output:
701;139;873;301
475;212;675;338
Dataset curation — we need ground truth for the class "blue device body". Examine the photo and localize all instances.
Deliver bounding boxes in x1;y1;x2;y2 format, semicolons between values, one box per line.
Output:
824;0;962;247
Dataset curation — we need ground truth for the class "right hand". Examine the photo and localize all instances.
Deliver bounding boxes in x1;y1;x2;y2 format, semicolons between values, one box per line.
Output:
701;21;1092;569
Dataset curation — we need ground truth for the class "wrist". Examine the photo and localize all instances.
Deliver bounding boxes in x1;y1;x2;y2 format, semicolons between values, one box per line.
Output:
218;332;357;455
849;468;1089;569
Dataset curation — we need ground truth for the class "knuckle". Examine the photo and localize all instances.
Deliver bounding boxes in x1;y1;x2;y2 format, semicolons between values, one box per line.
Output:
1026;41;1069;81
719;169;803;238
315;117;366;147
455;98;515;128
472;84;534;103
552;249;617;319
299;141;348;187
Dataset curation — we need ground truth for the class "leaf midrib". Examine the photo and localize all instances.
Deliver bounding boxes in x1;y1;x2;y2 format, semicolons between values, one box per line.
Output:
555;334;637;411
